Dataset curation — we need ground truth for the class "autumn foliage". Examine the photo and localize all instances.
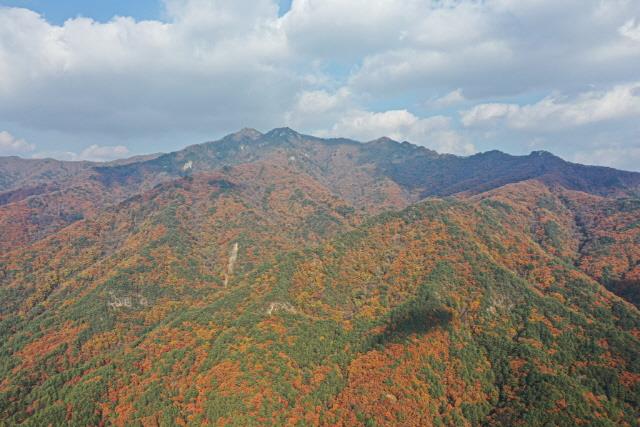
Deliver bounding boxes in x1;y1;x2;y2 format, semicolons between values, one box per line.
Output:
1;131;639;425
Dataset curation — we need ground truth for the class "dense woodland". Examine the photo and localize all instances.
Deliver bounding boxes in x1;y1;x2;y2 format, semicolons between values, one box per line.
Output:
1;129;639;426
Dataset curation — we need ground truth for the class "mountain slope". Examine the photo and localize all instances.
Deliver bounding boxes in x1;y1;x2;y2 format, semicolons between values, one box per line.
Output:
1;191;638;426
3;128;639;252
95;128;640;201
471;180;640;307
1;128;640;426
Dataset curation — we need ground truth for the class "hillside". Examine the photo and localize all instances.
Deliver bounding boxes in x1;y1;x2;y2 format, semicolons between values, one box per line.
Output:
472;181;640;307
2;128;639;253
0;128;639;426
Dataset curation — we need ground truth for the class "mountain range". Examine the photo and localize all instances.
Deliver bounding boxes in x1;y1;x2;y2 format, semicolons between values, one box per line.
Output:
1;128;639;426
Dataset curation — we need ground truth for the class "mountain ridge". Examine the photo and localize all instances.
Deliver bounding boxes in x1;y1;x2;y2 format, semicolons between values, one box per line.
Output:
87;128;640;198
1;165;639;425
2;127;639;178
1;128;638;253
1;128;640;425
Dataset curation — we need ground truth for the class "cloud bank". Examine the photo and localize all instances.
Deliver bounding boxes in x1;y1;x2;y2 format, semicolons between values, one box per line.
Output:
0;131;35;155
0;0;639;168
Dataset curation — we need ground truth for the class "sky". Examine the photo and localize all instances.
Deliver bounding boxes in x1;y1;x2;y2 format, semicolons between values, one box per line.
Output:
0;1;639;170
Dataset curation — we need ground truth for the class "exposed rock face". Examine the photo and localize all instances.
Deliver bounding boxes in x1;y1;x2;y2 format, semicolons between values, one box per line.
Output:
107;292;149;309
223;242;239;287
266;302;297;315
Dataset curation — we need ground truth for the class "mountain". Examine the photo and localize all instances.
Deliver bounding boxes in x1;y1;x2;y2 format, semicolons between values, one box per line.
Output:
2;128;638;252
1;128;639;426
93;128;640;200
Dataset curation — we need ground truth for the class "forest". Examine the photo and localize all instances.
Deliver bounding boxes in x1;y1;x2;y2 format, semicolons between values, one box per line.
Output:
1;129;639;426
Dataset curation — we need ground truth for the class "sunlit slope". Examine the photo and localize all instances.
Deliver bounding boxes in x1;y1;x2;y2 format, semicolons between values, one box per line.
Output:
1;190;638;425
472;180;640;307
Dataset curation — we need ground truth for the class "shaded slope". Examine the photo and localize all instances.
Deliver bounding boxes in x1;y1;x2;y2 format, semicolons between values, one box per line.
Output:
96;129;640;201
376;148;640;198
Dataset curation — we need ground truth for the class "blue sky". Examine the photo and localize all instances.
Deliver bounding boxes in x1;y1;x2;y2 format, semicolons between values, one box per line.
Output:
0;0;161;23
0;0;639;169
0;0;293;23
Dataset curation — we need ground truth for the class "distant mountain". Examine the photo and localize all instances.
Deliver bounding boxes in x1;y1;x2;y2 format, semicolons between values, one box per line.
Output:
94;128;640;199
1;128;639;425
0;156;94;192
2;128;638;252
104;153;163;166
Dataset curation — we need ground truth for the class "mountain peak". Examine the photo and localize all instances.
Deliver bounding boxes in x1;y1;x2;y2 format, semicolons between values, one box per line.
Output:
230;128;263;141
264;127;302;139
529;150;558;158
368;136;398;144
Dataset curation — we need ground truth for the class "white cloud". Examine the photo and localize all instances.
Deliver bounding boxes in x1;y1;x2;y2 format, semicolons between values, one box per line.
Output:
0;0;639;169
284;87;353;129
0;131;35;155
619;18;640;42
322;109;421;141
79;144;130;161
290;88;351;116
428;89;466;109
346;0;640;98
319;109;475;155
461;103;519;127
163;0;279;32
461;82;640;131
0;2;290;136
32;144;129;162
282;0;416;60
